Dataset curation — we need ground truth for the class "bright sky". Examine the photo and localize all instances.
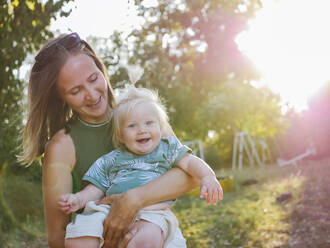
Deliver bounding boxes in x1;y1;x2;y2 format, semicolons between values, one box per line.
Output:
50;0;147;38
236;0;330;112
51;0;330;112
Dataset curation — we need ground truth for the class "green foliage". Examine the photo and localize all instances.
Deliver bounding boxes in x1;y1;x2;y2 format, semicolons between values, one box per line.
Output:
204;145;223;170
0;162;45;246
102;0;285;162
199;81;286;162
0;162;44;234
128;0;262;137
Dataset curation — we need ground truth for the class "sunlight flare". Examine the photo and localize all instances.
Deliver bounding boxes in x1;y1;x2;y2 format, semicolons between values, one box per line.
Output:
236;0;330;111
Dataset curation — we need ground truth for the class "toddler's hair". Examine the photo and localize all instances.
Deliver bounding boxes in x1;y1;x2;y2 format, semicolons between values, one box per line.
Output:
112;85;170;149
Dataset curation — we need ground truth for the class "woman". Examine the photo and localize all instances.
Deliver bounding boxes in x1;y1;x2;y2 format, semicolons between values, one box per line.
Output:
19;33;197;248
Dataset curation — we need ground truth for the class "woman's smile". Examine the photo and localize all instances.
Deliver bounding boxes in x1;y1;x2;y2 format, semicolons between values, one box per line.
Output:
86;96;102;108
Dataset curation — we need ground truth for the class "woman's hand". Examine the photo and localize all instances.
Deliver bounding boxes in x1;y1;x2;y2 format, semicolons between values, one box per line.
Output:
97;191;142;248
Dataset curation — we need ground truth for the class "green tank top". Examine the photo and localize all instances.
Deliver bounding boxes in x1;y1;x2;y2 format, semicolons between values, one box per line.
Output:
68;118;114;193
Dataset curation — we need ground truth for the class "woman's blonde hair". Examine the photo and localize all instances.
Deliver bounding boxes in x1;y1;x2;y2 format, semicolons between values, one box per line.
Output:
18;33;115;165
112;85;170;149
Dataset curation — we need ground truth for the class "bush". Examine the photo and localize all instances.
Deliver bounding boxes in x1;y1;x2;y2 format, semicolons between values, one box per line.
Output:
204;145;223;170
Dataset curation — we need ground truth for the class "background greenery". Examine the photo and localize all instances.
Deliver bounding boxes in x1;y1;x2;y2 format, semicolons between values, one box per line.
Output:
1;0;329;246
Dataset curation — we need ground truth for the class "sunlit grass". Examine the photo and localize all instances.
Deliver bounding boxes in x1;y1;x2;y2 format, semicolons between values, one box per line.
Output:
173;165;305;248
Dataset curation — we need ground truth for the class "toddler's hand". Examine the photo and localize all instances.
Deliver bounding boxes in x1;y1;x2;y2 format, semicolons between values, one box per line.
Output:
57;193;81;214
200;175;223;205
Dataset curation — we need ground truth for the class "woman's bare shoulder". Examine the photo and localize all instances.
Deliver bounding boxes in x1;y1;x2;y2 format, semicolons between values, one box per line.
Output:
44;129;76;169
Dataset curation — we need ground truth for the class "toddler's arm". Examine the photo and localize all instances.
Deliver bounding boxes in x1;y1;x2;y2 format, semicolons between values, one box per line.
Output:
58;183;104;214
177;154;223;205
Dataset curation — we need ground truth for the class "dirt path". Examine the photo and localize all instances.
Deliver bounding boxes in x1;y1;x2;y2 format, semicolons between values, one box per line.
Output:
284;158;330;248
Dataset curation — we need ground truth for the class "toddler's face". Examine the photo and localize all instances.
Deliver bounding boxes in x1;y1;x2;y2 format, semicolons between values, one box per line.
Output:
119;102;161;155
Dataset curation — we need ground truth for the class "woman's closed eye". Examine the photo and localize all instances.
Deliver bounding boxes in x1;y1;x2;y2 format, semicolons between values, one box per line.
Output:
70;87;81;95
88;72;98;82
90;74;98;82
128;123;136;128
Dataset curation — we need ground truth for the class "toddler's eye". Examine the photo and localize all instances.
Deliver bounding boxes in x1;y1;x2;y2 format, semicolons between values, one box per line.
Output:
128;124;136;128
146;121;154;125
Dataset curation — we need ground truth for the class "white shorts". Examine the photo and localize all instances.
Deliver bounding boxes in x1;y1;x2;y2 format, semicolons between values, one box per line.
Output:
65;201;186;248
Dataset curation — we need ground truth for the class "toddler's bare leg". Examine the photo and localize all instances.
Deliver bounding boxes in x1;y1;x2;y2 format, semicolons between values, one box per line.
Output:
65;236;99;248
127;220;164;248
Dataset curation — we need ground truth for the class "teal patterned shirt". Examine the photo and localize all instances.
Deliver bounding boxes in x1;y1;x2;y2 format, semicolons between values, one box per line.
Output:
83;136;191;197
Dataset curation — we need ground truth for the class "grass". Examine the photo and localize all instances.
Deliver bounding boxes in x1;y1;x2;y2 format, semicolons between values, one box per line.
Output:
0;163;46;247
173;165;304;248
2;159;330;247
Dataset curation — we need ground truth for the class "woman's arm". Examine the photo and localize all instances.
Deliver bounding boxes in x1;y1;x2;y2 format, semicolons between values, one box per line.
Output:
42;130;76;248
98;167;199;248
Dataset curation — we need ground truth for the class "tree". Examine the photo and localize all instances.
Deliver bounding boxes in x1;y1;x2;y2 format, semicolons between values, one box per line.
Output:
198;81;285;162
103;0;284;164
0;0;73;165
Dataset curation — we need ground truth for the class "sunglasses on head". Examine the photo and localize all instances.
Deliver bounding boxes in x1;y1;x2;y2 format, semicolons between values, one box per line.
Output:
34;32;90;71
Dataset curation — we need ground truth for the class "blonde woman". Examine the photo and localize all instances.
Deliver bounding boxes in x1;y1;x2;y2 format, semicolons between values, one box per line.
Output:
19;33;197;248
